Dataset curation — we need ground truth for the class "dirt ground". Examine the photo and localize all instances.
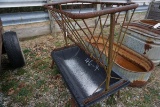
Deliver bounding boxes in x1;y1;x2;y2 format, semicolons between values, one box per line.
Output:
0;12;160;107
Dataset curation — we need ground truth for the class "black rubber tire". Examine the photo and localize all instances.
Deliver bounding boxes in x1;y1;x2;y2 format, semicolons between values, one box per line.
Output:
2;43;6;54
3;31;25;68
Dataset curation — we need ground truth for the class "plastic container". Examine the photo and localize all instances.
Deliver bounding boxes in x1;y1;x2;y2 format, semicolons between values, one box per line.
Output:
51;45;130;106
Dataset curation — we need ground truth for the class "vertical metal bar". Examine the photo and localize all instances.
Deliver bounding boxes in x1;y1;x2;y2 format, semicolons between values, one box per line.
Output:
73;3;83;28
110;9;136;80
92;16;100;35
60;3;68;46
53;12;68;46
97;1;101;11
64;17;89;51
115;5;120;23
47;0;55;36
105;9;136;81
82;19;101;58
126;0;131;21
106;13;115;91
99;16;106;56
111;10;128;63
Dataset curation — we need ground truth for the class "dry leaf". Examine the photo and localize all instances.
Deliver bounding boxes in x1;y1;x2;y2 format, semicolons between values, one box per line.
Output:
18;82;25;88
8;88;15;95
55;74;61;80
49;84;54;88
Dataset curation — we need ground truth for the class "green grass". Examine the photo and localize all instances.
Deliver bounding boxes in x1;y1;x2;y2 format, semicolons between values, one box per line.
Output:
31;60;46;69
35;102;50;107
33;78;48;92
12;86;33;105
52;66;60;76
158;95;160;100
0;71;11;81
143;87;160;103
30;56;51;71
18;87;32;97
106;95;116;105
15;68;27;76
90;103;101;107
1;80;18;93
36;80;46;89
144;94;151;103
55;41;62;47
38;64;48;70
1;32;160;106
65;101;71;107
33;75;39;80
23;49;31;54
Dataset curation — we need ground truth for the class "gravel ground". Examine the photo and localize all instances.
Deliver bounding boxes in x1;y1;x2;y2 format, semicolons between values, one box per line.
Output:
0;12;160;107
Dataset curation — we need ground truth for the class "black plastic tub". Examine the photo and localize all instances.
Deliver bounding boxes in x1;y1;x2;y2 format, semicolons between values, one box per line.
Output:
51;45;130;107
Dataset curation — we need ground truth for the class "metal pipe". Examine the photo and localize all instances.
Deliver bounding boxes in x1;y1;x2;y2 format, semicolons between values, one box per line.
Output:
44;2;138;19
106;13;115;91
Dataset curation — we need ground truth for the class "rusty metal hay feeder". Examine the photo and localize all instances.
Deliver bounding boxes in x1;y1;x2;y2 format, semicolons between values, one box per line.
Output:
45;1;138;106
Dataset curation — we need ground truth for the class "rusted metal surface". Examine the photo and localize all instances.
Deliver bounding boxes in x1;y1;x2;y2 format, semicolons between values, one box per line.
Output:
123;1;160;66
144;43;152;55
106;13;115;91
44;1;138;19
45;1;138;105
124;20;160;35
85;36;154;87
123;21;160;65
140;19;160;26
0;19;2;70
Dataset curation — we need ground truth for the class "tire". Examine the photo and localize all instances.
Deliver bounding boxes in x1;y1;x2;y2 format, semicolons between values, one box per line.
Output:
3;31;25;68
2;43;6;54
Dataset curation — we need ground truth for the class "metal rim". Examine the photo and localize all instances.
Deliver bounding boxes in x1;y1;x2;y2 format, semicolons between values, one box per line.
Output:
44;1;138;19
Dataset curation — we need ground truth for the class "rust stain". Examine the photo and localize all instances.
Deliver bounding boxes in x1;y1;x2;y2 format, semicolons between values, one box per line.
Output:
85;36;154;87
92;43;147;72
86;36;153;72
129;80;147;87
140;19;159;26
143;51;146;55
124;21;160;35
143;42;152;55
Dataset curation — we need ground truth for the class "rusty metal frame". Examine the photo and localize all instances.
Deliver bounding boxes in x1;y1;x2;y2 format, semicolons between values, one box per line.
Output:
45;0;138;104
124;21;160;35
44;1;138;19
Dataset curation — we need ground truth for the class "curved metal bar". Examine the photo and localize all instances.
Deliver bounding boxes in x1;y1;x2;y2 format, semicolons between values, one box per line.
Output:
45;2;138;19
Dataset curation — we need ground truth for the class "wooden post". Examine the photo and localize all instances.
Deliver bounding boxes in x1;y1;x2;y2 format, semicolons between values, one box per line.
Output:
47;0;56;36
